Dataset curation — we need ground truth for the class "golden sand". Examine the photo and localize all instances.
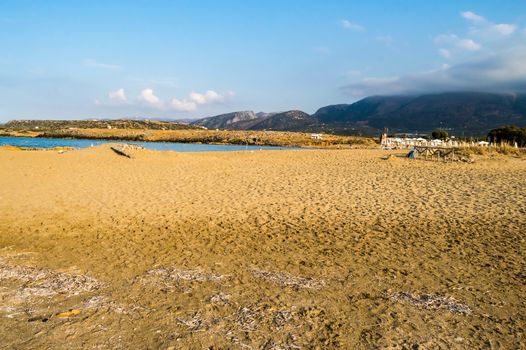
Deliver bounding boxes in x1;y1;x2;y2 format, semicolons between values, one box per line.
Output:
0;145;525;348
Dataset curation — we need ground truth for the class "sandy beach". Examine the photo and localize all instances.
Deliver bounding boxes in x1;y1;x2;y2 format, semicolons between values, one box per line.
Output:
0;145;525;349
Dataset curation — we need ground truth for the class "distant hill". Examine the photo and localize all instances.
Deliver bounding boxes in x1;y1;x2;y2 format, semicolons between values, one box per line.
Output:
313;92;526;135
2;119;198;131
188;92;526;136
191;111;258;129
4;92;526;137
191;110;316;132
239;110;317;131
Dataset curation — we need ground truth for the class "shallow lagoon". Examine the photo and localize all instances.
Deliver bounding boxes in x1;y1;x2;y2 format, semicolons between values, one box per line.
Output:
0;136;300;152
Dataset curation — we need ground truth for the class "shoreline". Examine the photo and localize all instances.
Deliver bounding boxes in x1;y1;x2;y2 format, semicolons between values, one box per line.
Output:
0;128;378;149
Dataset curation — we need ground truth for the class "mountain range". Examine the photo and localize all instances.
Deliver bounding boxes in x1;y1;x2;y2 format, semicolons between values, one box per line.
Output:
191;92;526;136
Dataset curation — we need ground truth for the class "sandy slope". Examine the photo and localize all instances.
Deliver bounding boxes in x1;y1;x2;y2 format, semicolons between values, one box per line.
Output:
0;145;525;349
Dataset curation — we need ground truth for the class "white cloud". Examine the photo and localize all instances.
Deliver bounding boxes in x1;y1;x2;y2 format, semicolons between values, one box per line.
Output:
461;11;517;37
340;19;365;31
108;88;126;102
97;88;231;112
341;48;526;97
461;11;485;23
139;88;161;105
189;90;225;105
457;38;481;50
439;48;451;59
435;34;481;51
171;98;197;112
83;58;122;70
490;23;516;36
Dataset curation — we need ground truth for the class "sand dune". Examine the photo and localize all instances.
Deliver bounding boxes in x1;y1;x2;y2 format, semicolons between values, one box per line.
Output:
0;145;525;348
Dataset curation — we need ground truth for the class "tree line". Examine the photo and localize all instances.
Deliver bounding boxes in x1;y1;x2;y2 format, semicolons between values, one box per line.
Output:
488;126;526;147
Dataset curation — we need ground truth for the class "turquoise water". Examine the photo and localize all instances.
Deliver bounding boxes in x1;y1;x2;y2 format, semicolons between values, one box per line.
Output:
0;136;299;152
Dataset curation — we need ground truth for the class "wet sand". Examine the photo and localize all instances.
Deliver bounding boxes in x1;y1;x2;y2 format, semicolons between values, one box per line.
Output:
0;145;525;349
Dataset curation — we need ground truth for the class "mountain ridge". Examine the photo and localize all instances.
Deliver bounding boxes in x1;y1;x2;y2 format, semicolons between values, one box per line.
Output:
192;92;526;136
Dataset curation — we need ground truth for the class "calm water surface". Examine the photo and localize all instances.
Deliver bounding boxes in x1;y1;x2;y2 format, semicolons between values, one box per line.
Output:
0;136;300;152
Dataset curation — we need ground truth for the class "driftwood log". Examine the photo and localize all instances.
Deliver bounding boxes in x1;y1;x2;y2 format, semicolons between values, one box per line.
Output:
110;147;131;158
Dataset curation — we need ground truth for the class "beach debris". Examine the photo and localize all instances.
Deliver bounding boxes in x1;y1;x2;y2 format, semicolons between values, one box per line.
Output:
134;266;226;292
250;268;325;290
260;337;301;350
84;296;124;313
55;309;81;318
144;267;224;282
177;312;206;332
83;295;148;316
0;260;102;297
110;146;132;158
121;143;145;151
385;291;472;315
272;309;293;329
235;306;260;332
0;305;23;319
209;292;230;305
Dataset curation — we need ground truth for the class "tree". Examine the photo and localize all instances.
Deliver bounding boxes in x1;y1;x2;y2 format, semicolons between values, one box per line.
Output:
488;126;526;147
431;129;448;140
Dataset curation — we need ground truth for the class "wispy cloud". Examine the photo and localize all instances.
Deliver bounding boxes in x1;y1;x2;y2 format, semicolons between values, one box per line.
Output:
83;58;122;70
170;98;197;112
461;11;485;23
341;48;526;97
435;34;481;51
461;10;517;37
438;48;451;59
108;88;127;102
340;19;365;31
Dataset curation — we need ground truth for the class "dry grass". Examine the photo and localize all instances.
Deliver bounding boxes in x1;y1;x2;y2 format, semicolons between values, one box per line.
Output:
458;144;526;158
386;291;472;315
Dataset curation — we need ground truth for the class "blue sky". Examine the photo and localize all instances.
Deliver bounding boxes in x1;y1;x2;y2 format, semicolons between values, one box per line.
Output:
1;0;525;121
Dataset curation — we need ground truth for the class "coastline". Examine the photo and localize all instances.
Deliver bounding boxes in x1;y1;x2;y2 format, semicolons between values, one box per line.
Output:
0;128;377;149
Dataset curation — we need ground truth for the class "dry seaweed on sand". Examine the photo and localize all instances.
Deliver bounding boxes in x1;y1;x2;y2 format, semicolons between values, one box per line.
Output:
385;291;472;315
176;312;206;332
83;295;147;316
138;266;226;283
209;292;230;305
235;306;260;332
133;267;226;293
250;268;325;290
0;260;102;297
272;309;293;329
